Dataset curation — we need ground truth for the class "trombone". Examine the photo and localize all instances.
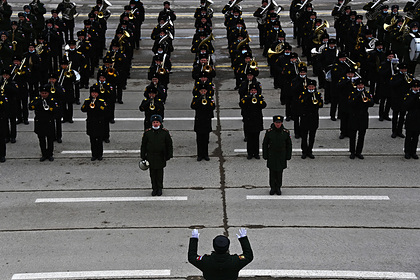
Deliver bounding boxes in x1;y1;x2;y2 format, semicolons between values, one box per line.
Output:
201;95;208;105
90;98;96;108
42;98;50;111
250;58;258;69
404;72;413;84
149;98;155;110
64;62;73;78
50;82;56;94
0;78;8;94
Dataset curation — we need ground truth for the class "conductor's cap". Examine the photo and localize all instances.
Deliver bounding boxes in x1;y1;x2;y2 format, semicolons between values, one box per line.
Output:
213;235;230;253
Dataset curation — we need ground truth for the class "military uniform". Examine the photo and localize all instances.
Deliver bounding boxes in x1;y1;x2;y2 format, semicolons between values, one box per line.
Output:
140;115;173;196
28;86;59;161
139;88;164;130
262;116;292;195
403;82;420;159
188;235;253;280
0;92;9;162
81;86;108;161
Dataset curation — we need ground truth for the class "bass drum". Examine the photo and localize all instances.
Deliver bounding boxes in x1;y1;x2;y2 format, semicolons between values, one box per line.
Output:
409;37;420;61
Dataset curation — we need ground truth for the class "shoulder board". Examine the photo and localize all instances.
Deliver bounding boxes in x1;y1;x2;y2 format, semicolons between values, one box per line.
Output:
99;99;105;101
51;98;54;100
267;128;272;132
85;98;90;101
283;128;289;133
145;128;152;132
194;95;199;98
162;128;169;131
77;51;82;54
238;255;246;260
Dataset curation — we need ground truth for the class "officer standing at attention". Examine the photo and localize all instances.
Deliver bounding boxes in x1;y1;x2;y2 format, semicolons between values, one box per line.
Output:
140;115;173;196
262;115;292;195
188;228;253;280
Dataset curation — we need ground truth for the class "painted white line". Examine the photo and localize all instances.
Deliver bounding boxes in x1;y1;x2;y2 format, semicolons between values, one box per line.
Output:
239;269;417;279
246;195;390;200
12;270;171;279
61;150;140;154
27;116;385;122
35;197;188;203
234;148;349;153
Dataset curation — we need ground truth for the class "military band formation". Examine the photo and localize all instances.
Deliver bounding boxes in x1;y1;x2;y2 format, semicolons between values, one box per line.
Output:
0;0;419;195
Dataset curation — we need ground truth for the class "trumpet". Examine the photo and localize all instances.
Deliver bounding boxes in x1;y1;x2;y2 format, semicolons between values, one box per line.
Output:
50;82;56;94
90;98;96;108
100;84;105;94
362;92;369;103
42;98;50;111
149;98;155;110
312;92;319;104
251;96;258;104
250;58;258;69
157;67;166;74
202;96;208;105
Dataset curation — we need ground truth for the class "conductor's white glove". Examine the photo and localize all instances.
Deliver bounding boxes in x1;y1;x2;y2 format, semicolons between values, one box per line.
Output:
236;228;247;238
191;229;200;239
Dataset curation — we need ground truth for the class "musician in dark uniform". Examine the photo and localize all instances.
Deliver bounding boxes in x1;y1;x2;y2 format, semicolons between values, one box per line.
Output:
192;54;215;82
290;65;308;138
140;114;173;196
298;79;323;159
330;52;351;121
377;50;396;121
366;40;386;102
81;85;108;161
407;22;420;74
0;88;8;162
128;0;145;49
24;43;42;101
240;83;267;159
263;115;292;195
282;52;299;121
337;68;358;139
139;87;165;130
403;80;420;159
389;63;413;138
57;0;78;42
188;228;253;280
29;84;59;161
47;73;65;143
10;56;30;126
319;38;338;104
191;84;215;161
347;79;374;159
254;0;270;49
1;68;19;144
57;58;76;123
0;0;12;32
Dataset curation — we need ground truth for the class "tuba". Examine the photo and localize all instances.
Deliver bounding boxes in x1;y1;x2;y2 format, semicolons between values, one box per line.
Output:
236;34;251;50
312;20;330;44
198;33;215;50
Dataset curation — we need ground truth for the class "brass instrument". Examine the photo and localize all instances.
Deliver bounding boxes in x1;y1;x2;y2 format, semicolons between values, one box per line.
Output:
98;11;104;18
268;42;284;58
362;92;369;102
149;98;155;110
312;20;330;44
384;16;397;31
405;72;413;83
198;33;215;50
303;78;307;89
50;82;56;94
345;57;361;70
397;16;412;40
250;58;258;69
64;62;73;78
100;84;105;94
312;92;319;104
202;96;208;105
236;34;251;50
90;98;96;108
365;0;386;21
229;0;243;8
42;98;50;111
118;30;131;52
12;58;27;79
1;78;8;94
203;63;213;73
251;96;258;104
337;0;351;14
297;58;307;68
35;43;44;55
296;0;313;19
158;53;167;74
129;8;138;20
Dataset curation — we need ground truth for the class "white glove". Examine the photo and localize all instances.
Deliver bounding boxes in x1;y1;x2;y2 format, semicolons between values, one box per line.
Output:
191;229;200;239
236;228;247;238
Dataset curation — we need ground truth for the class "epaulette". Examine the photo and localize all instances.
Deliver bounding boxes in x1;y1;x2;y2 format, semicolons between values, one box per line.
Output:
283;128;289;133
77;51;82;55
162;128;168;131
85;98;90;101
99;99;105;101
267;128;272;132
145;128;152;132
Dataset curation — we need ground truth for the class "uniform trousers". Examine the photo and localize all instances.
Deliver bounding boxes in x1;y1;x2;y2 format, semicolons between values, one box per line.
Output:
90;135;103;158
0;134;5;157
63;100;73;122
379;96;391;118
293;115;301;137
300;129;316;155
339;110;349;137
16;88;29;121
196;132;210;158
392;110;406;134
404;130;420;156
54;117;62;140
269;168;283;191
38;134;54;157
149;168;164;191
246;131;260;157
349;129;366;155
